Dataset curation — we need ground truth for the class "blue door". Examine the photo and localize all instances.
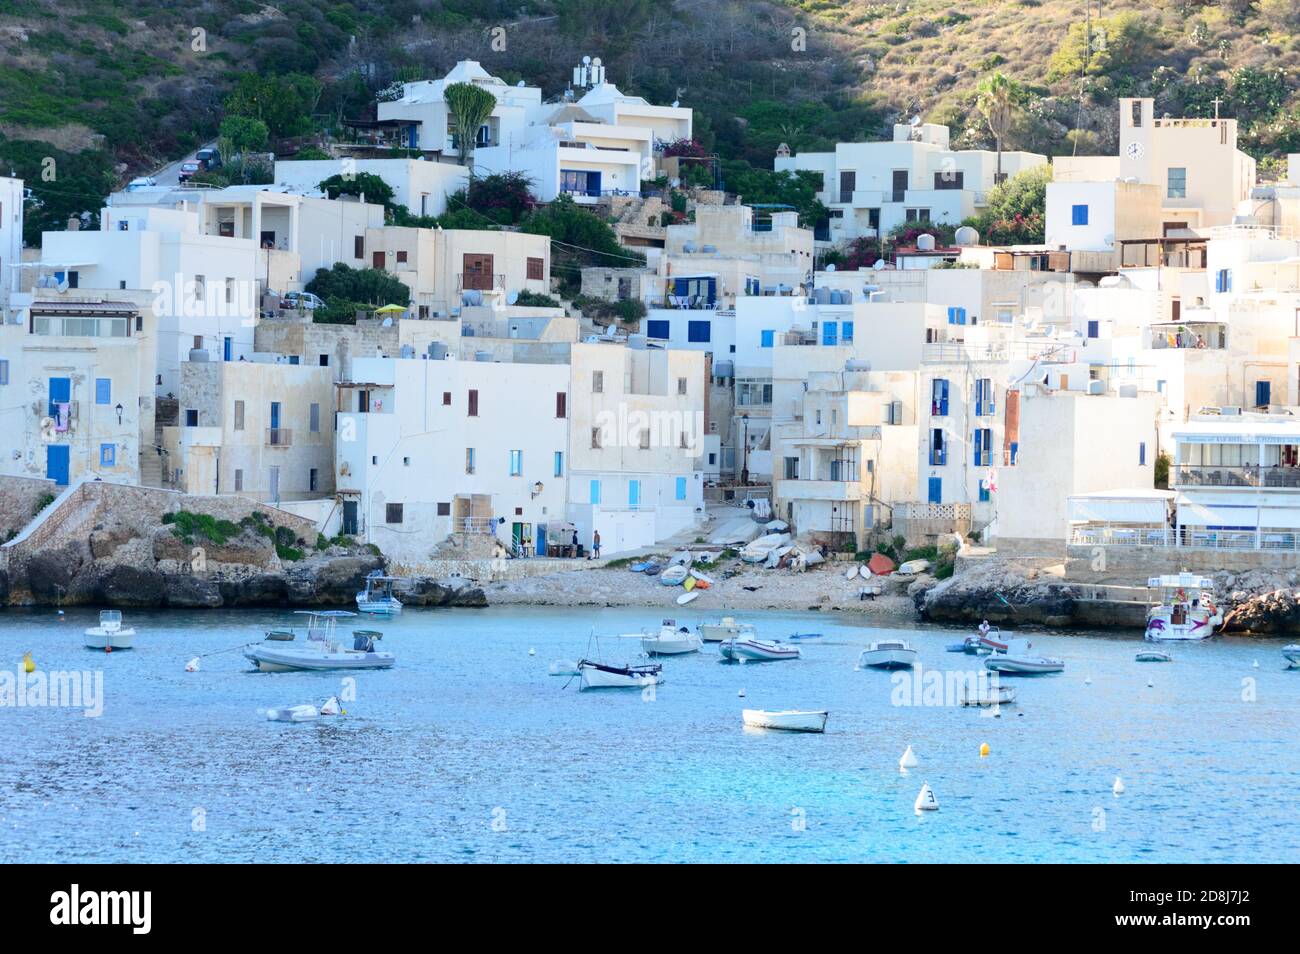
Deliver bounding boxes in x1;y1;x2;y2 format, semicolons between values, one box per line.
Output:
927;477;942;504
1256;381;1271;408
46;445;70;486
223;336;233;361
628;480;641;509
270;401;281;428
535;523;547;557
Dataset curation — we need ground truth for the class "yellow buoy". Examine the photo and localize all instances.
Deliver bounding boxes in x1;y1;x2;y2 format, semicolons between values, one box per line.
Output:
979;742;990;758
22;652;35;674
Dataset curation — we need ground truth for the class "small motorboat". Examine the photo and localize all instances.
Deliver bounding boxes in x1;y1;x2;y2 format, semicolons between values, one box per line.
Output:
1135;649;1173;663
83;610;135;651
264;628;296;642
1283;644;1300;669
741;709;828;733
718;637;801;662
628;561;656;573
356;571;403;615
787;632;824;641
983;639;1064;675
659;564;689;586
577;659;663;690
897;558;931;576
698;617;755;642
858;640;918;670
641;619;703;656
1144;573;1222;641
245;611;395;672
976;626;1011;654
959;683;1017;707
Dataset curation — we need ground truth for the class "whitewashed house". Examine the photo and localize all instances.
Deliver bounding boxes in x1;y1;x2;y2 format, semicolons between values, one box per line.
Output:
0;175;22;303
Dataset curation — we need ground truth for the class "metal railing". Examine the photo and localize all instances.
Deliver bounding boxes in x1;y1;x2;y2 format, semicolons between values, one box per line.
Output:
265;427;293;447
457;273;506;293
1070;525;1300;552
1173;464;1300;489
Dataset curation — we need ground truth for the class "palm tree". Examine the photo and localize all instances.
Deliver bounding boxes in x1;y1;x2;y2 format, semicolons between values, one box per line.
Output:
444;82;498;167
976;72;1024;184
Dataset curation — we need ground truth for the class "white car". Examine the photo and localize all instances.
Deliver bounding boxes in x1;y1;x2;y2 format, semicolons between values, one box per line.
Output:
280;291;323;310
126;176;158;191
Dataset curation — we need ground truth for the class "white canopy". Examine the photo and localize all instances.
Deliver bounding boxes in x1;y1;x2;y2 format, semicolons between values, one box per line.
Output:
1067;490;1173;524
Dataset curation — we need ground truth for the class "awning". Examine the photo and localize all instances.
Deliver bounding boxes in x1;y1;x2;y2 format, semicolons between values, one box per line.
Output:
1068;492;1172;523
1176;501;1262;528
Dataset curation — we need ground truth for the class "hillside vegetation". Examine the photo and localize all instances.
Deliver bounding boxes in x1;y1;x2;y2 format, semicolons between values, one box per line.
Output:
1;1;1297;240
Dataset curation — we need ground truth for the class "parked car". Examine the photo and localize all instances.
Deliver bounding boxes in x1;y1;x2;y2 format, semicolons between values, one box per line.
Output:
178;161;201;182
195;147;222;170
125;176;158;192
280;291;323;311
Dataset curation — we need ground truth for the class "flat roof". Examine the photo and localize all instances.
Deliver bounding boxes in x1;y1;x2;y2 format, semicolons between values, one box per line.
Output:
1174;419;1300;442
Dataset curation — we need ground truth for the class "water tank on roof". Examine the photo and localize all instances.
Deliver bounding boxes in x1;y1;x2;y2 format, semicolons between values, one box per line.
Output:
714;360;734;378
188;349;209;362
701;244;717;254
845;359;871;372
954;225;979;246
916;233;936;251
814;287;831;304
683;241;697;253
400;344;415;358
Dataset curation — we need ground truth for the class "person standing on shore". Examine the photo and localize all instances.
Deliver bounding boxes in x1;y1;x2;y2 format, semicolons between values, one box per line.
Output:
592;530;601;560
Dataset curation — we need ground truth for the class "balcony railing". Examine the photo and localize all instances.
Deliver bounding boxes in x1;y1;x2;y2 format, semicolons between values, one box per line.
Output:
1070;526;1300;552
1173;464;1300;489
266;427;293;447
457;273;506;293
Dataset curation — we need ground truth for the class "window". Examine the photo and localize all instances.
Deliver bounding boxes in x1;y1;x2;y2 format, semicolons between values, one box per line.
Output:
234;400;245;431
677;377;687;396
947;307;967;325
527;257;544;280
589;480;601;505
560;169;601;197
1086;320;1099;339
639;430;650;449
905;208;930;223
973;428;992;467
760;329;775;348
556;392;567;418
1071;204;1089;226
185;409;199;427
1139;442;1147;466
385;503;403;524
838;170;856;204
592;370;603;393
466;448;476;474
929;428;946;466
687;320;711;343
396;250;408;264
354;236;364;258
310;403;320;433
591;427;602;449
646;319;670;340
675;477;687;501
467;389;479;416
0;359;6;385
841;321;854;342
99;443;116;467
234;469;243;492
309;468;318;492
978;482;990;503
95;378;111;405
1215;269;1232;293
436;502;451;516
402;456;411;467
783;456;800;480
975;379;995;416
443;391;451;406
931;379;950;416
933;170;965;190
509;449;523;476
319;354;330;368
821;322;838;346
1167;167;1187;200
554;451;564;477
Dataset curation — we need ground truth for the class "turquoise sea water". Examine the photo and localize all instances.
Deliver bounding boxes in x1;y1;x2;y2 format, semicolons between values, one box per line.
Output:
1;605;1296;863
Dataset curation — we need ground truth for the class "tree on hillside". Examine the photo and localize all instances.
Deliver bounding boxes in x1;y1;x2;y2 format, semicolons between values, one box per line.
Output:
963;165;1052;246
445;83;497;166
976;72;1026;183
305;263;411;324
219;116;269;159
318;172;397;212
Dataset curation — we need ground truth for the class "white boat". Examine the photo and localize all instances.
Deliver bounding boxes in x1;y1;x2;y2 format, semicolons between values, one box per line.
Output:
857;640;918;670
1135;649;1173;663
1283;644;1300;669
897;559;931;575
739;532;791;564
577;659;663;689
976;626;1011;654
983;639;1064;675
659;564;689;586
741;709;828;733
266;704;320;723
959;683;1017;707
83;610;135;650
245;611;395;672
698;617;756;642
356;571;403;615
719;637;801;662
641;619;703;655
1144;573;1222;641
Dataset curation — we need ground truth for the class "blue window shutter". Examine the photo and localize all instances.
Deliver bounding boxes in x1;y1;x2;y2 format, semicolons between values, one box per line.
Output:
0;359;8;385
687;320;711;343
675;476;686;500
589;479;601;505
947;306;957;324
973;428;982;465
1256;381;1271;407
647;319;670;339
841;321;853;342
100;443;115;467
760;329;774;348
1072;204;1088;225
95;378;111;404
822;322;837;346
1139;442;1146;466
1087;320;1099;338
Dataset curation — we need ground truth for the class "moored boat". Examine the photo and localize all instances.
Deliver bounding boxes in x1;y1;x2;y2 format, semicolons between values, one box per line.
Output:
1283;644;1300;669
983;639;1064;675
641;619;703;655
1144;573;1222;641
577;659;663;689
959;683;1017;707
698;616;755;642
1135;649;1173;663
858;640;918;670
245;611;395;672
718;637;801;662
83;610;135;651
356;571;403;615
741;709;828;733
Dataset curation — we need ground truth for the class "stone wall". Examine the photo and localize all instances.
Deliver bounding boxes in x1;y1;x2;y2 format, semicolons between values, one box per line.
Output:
1064;544;1300;585
0;476;58;539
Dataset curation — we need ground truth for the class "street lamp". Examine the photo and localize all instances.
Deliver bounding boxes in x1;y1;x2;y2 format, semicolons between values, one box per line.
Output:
531;480;544;498
115;402;123;425
740;413;749;486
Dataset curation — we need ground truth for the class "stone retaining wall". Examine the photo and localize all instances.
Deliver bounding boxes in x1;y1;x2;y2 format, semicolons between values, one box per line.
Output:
0;476;58;539
1064;544;1300;585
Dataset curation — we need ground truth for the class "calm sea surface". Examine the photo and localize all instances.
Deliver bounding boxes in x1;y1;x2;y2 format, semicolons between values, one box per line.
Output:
1;605;1296;863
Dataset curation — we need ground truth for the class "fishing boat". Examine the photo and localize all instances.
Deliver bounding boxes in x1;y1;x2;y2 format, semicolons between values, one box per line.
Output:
1283;645;1300;669
1144;573;1222;641
741;709;828;733
1135;649;1173;663
698;616;755;642
577;659;663;690
641;619;703;655
356;571;403;615
718;637;801;662
659;564;689;586
83;610;135;651
983;639;1064;675
959;683;1017;707
858;639;918;670
245;611;395;672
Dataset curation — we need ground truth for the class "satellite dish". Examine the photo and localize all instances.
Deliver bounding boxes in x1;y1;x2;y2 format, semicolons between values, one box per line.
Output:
825;263;836;272
506;291;519;305
381;317;393;327
872;259;887;271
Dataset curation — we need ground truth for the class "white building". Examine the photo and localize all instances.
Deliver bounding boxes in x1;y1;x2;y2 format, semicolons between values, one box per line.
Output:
776;123;1046;244
1;175;22;303
335;355;570;570
272;158;469;219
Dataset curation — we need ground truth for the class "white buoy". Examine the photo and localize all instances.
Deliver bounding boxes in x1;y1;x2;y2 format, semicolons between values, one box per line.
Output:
1113;776;1125;796
899;745;918;772
1253;660;1260;669
737;688;745;697
528;648;536;656
914;782;939;812
319;696;341;716
1084;675;1092;686
1147;677;1154;688
185;657;200;673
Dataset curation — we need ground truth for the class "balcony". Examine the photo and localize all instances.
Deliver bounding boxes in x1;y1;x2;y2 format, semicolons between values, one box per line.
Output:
780;478;862;502
1173;464;1300;489
457;273;506;293
265;427;293;447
